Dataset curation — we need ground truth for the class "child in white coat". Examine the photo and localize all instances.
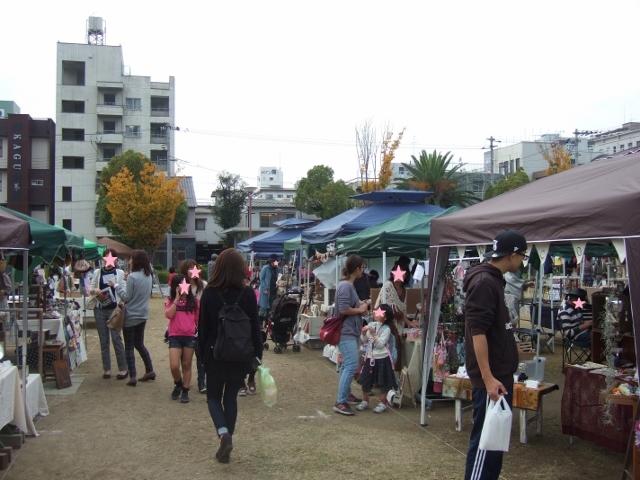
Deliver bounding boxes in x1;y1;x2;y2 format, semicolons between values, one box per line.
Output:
356;303;398;413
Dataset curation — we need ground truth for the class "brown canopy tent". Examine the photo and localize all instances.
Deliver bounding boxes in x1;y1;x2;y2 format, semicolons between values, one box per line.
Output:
97;237;133;259
420;148;640;423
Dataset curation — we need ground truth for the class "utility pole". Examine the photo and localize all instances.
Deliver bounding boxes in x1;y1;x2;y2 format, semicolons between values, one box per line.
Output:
572;129;597;166
164;123;177;269
487;136;501;185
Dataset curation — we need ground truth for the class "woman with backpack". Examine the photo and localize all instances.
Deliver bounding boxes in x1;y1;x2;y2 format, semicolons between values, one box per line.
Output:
198;248;263;464
356;303;398;413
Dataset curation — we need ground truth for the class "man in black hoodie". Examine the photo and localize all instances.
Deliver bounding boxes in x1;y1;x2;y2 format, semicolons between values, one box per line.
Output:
464;230;528;480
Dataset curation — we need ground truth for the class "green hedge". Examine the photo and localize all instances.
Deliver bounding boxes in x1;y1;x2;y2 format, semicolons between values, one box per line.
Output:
156;269;169;284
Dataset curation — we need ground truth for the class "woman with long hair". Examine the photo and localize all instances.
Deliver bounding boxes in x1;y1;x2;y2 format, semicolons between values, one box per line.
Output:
109;250;155;386
333;254;369;416
179;259;207;394
198;248;263;463
89;248;128;379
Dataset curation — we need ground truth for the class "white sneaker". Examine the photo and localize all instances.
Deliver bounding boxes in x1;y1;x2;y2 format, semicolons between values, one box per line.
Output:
373;402;388;413
356;401;369;411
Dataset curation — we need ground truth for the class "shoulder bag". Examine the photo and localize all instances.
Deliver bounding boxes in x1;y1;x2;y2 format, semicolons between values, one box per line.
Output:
319;314;346;346
107;302;126;331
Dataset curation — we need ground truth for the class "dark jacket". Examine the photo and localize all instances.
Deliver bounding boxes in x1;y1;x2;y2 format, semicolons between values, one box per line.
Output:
463;263;518;389
198;285;263;373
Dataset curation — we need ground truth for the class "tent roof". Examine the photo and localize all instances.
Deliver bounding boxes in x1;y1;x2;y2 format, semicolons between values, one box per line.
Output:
336;207;460;258
430;149;640;247
0;206;84;263
97;237;134;258
301;202;444;246
273;218;316;228
349;189;432;203
0;208;31;250
237;226;308;255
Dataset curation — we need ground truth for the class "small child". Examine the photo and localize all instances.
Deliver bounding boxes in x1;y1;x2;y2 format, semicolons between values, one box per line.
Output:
165;274;199;403
356;303;398;413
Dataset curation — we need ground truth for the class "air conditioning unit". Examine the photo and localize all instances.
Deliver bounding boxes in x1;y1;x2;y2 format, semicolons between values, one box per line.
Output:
0;108;6;118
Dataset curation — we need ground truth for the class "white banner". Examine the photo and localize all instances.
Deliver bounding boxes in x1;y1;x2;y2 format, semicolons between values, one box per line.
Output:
534;242;551;265
612;238;627;264
571;241;588;264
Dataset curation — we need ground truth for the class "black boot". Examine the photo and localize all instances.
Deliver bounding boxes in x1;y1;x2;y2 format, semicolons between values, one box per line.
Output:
172;379;183;400
181;387;190;403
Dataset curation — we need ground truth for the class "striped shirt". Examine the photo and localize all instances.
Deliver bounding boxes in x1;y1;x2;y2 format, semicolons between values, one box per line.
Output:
558;304;591;342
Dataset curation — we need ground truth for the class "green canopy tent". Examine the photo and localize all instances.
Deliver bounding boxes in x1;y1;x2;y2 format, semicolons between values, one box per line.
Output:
0;206;84;264
84;238;105;262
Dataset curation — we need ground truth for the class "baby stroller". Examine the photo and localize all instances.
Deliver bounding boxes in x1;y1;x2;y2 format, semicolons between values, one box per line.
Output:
264;287;303;354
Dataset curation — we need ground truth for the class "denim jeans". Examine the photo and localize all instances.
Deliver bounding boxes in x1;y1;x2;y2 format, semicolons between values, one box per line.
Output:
337;336;359;404
94;307;127;372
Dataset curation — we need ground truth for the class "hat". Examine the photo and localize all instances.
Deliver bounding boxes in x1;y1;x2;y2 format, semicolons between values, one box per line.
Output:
269;254;278;262
567;288;587;301
484;230;528;259
211;253;218;260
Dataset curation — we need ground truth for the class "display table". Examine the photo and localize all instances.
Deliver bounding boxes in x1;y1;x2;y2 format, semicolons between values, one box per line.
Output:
0;366;46;436
442;375;559;443
561;365;636;452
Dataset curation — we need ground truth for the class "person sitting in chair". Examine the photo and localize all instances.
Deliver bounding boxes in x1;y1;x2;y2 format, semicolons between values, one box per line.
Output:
558;287;592;347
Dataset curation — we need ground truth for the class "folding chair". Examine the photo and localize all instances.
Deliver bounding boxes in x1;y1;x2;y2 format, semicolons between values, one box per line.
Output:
555;319;591;369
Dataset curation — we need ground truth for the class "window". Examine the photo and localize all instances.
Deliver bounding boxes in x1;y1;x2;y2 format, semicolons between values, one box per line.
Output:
103;121;116;134
637;141;640;147
103;93;116;105
31;205;46;211
62;219;72;231
95;173;102;193
61;61;85;86
62;156;84;169
286;194;293;199
62;187;72;202
515;158;521;170
613;146;617;153
31;179;44;186
277;194;283;198
0;140;3;157
260;213;276;228
61;100;85;113
266;194;274;200
629;143;633;149
151;123;166;138
621;144;625;151
125;98;141;110
151;150;168;166
509;160;514;173
62;128;85;141
102;147;117;162
125;125;141;138
95;209;102;227
150;97;169;112
195;219;206;230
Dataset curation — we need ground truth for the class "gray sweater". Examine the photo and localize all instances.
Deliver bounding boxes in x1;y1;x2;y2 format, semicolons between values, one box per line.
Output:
114;271;152;327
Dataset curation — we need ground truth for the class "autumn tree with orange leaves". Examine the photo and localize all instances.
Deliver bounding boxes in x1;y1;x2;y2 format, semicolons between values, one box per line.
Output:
539;140;572;175
105;163;184;251
360;128;405;193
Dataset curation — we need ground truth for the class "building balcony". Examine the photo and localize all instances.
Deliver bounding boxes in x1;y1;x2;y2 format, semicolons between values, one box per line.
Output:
96;133;123;144
97;104;123;116
97;81;123;90
150;108;170;117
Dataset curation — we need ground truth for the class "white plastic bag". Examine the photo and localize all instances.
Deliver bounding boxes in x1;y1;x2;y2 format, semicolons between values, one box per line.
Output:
478;396;512;452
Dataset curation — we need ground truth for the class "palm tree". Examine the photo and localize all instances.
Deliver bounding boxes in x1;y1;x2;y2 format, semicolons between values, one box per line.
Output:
396;150;481;207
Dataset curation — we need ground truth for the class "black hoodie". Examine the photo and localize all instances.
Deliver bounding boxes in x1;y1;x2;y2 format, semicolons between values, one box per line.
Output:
463;263;519;389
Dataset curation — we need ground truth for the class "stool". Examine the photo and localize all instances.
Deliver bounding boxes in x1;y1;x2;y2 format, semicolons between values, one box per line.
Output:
41;341;64;381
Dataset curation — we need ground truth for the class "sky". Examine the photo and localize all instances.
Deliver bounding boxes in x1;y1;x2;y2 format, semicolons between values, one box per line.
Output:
4;0;640;204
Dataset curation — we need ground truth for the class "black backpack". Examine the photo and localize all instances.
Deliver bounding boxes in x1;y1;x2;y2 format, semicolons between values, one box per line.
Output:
213;289;254;362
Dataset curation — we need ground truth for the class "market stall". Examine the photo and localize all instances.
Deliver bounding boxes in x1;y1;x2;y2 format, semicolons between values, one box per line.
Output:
423;148;640;445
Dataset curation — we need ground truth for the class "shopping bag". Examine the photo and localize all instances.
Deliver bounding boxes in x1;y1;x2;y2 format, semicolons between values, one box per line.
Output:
318;315;345;346
85;295;97;310
256;364;278;407
107;303;126;331
478;395;512;452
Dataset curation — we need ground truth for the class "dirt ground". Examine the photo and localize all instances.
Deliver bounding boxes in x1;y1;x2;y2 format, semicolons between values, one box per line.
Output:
0;297;628;480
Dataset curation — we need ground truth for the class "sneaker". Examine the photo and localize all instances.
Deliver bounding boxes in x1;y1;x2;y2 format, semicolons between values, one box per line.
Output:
333;402;355;416
373;402;388;414
247;382;257;395
238;387;247;397
181;388;190;403
216;433;233;463
346;394;362;405
171;381;183;400
356;401;369;411
199;381;206;394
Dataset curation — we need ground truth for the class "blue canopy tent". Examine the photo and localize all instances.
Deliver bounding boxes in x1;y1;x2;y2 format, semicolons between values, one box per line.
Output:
237;219;315;259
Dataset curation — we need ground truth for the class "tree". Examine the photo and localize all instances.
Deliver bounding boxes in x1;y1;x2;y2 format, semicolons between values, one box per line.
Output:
355;118;378;187
396;150;481;207
211;172;247;231
540;140;572;175
294;165;352;219
484;168;530;199
105;163;184;250
98;149;187;240
361;128;405;192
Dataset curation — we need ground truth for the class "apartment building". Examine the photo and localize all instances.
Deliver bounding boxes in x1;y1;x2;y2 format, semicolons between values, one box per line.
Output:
0;104;56;223
55;17;175;239
587;122;640;156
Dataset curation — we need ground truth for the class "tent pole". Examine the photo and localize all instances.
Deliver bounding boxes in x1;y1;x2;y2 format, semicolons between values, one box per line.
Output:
21;250;29;406
382;251;387;304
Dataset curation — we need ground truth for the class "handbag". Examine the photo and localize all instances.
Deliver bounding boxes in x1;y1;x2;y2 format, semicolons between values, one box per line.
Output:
107;303;126;331
478;395;512;451
318;315;345;346
85;295;97;310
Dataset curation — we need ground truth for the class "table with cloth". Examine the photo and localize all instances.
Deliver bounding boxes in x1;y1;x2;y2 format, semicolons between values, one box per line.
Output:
0;366;49;436
561;365;637;453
